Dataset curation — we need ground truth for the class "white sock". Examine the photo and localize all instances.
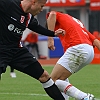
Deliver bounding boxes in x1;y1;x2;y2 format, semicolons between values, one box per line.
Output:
61;78;69;100
55;79;87;99
62;92;69;100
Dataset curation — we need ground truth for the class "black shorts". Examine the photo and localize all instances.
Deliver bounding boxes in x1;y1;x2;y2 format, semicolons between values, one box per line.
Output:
0;46;44;79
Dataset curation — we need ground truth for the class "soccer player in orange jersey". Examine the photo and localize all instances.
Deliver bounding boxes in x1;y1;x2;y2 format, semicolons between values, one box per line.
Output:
46;11;100;100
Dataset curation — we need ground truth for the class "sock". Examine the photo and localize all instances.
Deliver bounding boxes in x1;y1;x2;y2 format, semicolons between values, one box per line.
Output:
42;78;65;100
61;78;69;100
62;92;69;100
55;79;87;99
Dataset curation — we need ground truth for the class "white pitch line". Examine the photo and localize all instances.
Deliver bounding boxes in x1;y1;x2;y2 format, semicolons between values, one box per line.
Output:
0;93;100;100
0;92;48;96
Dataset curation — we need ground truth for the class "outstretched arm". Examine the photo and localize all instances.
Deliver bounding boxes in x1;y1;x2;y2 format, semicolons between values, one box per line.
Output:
28;17;65;37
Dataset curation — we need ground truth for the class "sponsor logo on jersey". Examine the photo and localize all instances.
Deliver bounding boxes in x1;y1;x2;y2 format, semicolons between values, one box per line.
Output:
20;16;25;23
11;17;17;21
8;24;15;31
8;24;23;34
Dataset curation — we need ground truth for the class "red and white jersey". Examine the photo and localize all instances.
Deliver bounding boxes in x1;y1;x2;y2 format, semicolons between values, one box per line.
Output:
47;11;96;52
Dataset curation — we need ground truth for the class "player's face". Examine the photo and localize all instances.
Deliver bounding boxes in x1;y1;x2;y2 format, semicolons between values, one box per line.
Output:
30;0;46;16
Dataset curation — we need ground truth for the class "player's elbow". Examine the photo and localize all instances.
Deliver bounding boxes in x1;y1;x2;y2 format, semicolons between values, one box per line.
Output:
93;39;100;51
49;11;56;17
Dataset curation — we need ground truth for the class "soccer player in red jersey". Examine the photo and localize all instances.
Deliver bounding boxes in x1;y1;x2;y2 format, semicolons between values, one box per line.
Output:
46;11;100;100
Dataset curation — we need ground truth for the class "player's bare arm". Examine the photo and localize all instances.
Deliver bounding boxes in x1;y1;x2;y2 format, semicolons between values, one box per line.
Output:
47;11;56;31
48;37;55;51
93;39;100;50
47;11;65;50
47;11;56;51
48;29;65;50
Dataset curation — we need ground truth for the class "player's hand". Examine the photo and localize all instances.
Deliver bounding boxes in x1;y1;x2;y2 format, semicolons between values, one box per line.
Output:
48;37;55;51
55;28;65;36
93;39;100;50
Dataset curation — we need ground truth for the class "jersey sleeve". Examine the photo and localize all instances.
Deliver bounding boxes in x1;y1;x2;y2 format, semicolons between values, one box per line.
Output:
86;29;96;42
28;18;55;37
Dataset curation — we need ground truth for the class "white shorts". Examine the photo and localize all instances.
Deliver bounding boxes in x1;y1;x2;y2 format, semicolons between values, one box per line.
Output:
57;44;94;73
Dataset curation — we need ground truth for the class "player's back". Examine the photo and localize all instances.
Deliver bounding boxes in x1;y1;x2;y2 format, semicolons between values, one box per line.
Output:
55;12;93;51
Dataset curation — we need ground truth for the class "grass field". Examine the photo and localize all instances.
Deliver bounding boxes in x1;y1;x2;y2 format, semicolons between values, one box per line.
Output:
0;64;100;100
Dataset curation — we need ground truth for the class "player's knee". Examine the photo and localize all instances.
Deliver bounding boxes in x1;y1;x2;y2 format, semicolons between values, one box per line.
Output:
39;70;50;82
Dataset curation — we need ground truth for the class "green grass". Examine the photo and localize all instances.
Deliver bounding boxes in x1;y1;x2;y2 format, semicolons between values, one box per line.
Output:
0;64;100;100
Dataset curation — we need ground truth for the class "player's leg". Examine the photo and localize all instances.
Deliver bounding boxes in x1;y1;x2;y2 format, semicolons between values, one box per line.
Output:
0;48;13;80
61;78;69;100
62;92;69;100
0;66;7;80
15;62;65;100
50;44;95;100
51;63;94;100
55;79;95;100
51;63;87;99
56;79;87;99
10;67;14;72
11;48;65;100
10;67;16;78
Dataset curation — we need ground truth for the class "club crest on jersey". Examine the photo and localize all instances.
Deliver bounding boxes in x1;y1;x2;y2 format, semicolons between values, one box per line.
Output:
20;16;25;23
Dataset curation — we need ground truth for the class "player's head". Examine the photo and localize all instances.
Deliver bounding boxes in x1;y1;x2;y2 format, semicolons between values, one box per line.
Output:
21;0;47;16
30;0;47;16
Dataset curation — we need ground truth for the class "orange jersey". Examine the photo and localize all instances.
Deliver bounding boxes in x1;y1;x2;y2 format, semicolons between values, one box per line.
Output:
47;12;96;52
